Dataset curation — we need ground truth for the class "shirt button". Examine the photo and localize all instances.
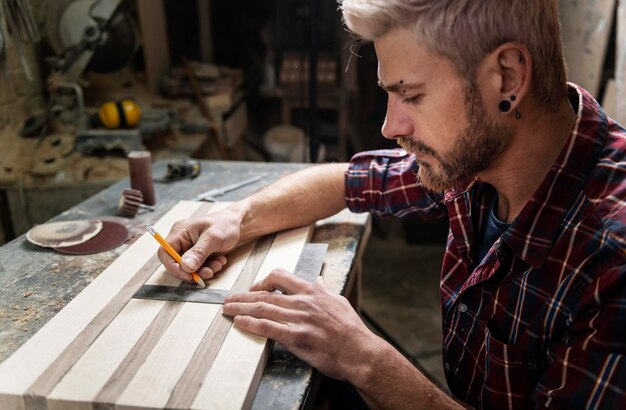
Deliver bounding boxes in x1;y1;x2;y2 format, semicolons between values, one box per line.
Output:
458;303;468;313
444;362;451;372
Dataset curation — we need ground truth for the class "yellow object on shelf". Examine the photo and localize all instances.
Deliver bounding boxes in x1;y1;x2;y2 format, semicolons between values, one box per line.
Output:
99;99;142;129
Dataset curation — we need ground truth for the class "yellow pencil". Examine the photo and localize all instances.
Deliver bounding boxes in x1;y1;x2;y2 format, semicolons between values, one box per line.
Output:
146;224;206;288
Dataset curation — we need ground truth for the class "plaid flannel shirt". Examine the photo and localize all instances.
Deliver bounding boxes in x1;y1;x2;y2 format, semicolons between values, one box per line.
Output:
345;84;626;409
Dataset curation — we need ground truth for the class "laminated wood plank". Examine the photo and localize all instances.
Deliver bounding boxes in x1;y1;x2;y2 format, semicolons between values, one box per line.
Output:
115;302;220;409
0;200;314;409
0;201;210;410
42;203;253;409
165;235;275;410
192;226;313;410
46;299;169;410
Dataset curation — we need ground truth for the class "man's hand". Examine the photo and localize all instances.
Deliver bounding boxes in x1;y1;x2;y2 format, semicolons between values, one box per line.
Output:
157;207;242;282
223;269;384;382
159;163;347;284
224;270;465;409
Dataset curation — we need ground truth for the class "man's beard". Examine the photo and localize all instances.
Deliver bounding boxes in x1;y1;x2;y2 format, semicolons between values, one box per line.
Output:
398;87;513;193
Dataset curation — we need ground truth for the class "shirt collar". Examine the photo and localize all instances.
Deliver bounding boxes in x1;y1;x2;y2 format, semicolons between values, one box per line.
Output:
500;83;608;268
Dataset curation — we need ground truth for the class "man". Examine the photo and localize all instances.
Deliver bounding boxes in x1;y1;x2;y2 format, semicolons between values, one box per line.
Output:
159;0;626;408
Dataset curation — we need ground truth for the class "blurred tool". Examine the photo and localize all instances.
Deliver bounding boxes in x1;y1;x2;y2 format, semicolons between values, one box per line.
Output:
37;0;152;156
99;99;142;129
44;0;136;82
19;110;48;137
155;159;200;183
1;0;41;81
117;188;154;217
146;224;206;288
75;106;174;155
194;174;266;202
128;151;156;205
2;0;39;43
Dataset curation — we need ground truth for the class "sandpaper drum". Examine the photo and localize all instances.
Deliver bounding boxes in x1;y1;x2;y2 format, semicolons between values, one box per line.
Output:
128;151;156;205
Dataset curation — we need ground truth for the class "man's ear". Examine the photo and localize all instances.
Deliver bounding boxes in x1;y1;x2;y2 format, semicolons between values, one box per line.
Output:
492;42;532;104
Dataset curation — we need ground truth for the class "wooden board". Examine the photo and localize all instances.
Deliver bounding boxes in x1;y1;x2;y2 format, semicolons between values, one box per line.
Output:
560;0;616;97
616;0;626;125
0;201;313;410
137;0;171;95
602;78;618;119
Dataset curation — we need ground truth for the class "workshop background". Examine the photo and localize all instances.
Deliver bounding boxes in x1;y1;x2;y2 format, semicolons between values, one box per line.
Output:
0;0;624;389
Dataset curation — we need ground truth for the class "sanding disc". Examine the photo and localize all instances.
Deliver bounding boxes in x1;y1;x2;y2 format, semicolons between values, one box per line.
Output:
26;220;103;248
55;218;131;255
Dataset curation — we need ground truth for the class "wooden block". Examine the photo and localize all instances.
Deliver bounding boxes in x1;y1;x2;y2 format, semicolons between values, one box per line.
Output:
222;101;248;149
207;92;234;109
0;201;314;409
560;0;616;97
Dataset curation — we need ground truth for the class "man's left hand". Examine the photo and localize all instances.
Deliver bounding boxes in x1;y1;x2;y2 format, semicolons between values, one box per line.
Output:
222;268;383;382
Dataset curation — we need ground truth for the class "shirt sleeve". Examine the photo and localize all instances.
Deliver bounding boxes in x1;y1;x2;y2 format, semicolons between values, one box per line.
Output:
344;148;447;219
532;262;626;409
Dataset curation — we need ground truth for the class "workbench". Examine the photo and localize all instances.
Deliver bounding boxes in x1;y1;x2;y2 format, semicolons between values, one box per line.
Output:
0;160;370;409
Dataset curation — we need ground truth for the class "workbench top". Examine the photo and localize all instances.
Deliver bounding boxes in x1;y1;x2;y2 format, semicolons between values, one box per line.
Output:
0;160;370;409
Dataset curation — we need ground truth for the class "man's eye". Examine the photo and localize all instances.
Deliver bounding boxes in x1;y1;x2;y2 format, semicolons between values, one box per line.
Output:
402;95;422;105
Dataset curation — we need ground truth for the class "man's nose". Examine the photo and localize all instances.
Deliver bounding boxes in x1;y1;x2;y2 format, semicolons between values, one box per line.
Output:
381;98;412;140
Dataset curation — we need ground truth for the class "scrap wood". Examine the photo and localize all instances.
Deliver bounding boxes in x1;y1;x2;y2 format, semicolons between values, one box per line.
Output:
182;59;228;160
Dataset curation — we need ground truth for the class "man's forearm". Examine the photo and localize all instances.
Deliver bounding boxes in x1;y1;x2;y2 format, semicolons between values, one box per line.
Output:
354;339;465;410
232;163;348;242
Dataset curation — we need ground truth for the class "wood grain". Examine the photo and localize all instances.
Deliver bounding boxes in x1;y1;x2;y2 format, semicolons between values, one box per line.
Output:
115;303;220;408
192;226;313;410
94;301;184;408
166;235;274;409
0;200;314;410
43;202;216;409
0;201;208;410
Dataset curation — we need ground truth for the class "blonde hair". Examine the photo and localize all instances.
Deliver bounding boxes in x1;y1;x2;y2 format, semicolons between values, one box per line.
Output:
340;0;568;111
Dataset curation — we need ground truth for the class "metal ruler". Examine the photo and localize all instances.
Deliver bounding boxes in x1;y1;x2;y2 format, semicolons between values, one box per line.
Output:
133;243;328;304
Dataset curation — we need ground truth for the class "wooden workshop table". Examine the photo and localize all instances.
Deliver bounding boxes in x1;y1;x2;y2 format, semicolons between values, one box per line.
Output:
0;160;371;409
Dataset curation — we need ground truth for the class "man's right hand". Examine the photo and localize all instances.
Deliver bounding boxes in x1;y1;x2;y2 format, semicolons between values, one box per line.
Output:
158;163;349;283
157;207;242;283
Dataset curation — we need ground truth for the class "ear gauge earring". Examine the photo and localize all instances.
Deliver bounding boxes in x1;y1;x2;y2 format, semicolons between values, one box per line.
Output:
499;95;521;118
499;100;511;113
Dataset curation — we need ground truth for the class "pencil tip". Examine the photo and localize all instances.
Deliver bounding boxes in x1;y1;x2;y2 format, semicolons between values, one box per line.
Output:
197;277;206;288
